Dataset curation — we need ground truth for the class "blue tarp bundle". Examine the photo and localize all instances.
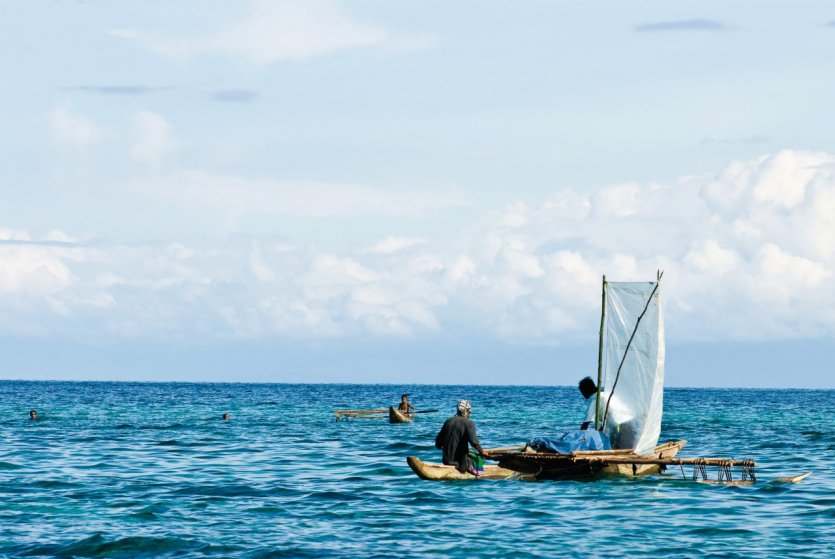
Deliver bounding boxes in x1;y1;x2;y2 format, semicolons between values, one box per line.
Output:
528;430;612;454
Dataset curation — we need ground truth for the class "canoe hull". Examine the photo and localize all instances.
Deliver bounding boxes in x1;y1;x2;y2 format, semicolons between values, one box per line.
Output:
389;406;413;423
406;456;520;480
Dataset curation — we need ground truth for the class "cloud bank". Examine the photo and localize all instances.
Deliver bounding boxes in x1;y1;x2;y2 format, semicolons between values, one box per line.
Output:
3;150;835;347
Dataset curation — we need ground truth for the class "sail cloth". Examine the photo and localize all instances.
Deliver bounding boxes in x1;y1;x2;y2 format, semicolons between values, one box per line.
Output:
595;281;665;455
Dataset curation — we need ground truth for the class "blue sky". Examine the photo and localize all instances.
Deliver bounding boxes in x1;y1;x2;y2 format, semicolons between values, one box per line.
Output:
2;1;835;387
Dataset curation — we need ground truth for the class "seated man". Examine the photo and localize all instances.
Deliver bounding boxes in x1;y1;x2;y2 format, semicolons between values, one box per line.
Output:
398;393;415;418
435;400;486;474
578;376;636;449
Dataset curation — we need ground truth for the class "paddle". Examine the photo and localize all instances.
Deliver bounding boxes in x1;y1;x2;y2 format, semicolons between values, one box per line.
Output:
412;409;439;414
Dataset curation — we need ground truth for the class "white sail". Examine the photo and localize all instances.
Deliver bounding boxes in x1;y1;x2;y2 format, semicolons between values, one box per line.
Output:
595;280;665;455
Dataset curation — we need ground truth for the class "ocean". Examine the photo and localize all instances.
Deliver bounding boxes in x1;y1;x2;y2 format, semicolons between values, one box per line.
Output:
0;381;832;558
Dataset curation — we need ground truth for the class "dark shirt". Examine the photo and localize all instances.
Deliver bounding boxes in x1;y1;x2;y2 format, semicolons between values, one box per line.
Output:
435;415;481;472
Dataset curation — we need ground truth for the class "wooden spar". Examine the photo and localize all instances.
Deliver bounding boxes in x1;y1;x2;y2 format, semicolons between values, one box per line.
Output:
334;408;388;420
488;440;685;460
336;407;439;421
334;408;388;414
570;448;640;456
583;457;756;467
487;451;753;467
595;274;606;430
483;444;526;453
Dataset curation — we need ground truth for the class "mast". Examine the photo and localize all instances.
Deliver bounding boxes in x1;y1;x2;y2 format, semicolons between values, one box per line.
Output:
595;275;606;430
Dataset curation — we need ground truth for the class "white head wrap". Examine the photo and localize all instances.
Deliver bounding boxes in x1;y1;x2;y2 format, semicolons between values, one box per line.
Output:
457;399;471;415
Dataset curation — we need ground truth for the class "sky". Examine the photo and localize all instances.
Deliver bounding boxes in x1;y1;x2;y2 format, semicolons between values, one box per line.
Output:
2;0;835;387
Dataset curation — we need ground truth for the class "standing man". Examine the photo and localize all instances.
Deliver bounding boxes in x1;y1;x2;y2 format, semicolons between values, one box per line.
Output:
435;400;486;474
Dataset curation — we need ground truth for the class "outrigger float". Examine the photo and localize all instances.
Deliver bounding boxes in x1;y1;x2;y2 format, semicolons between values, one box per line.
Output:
335;407;438;423
407;273;810;485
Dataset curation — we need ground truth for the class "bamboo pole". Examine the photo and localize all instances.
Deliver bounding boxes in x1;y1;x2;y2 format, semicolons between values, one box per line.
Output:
483;444;527;453
570;448;638;456
595;275;607;430
486;451;754;467
583;457;755;467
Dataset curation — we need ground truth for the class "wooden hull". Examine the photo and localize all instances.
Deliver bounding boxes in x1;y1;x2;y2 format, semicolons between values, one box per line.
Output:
495;440;688;480
406;456;520;480
600;440;686;476
389;406;413;423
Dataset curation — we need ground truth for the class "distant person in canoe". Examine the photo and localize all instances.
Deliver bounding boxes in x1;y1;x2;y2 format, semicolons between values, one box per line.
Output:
435;400;487;475
398;394;415;418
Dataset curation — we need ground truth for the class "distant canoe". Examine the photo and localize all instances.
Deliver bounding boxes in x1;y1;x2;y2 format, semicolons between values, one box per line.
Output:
406;456;520;480
389;406;413;423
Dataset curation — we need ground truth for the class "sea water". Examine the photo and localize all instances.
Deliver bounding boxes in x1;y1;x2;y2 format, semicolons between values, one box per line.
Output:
0;381;832;558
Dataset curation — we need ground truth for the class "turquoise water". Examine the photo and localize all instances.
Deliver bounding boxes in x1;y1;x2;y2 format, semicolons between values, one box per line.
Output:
0;382;832;558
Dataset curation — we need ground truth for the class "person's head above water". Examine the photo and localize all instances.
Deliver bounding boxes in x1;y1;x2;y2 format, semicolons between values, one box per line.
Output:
29;409;37;420
222;413;230;420
579;377;597;400
456;399;471;417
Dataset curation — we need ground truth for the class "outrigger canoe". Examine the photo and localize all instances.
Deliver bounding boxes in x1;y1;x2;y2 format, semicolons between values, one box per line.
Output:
407;440;687;481
389;406;413;423
406;276;809;485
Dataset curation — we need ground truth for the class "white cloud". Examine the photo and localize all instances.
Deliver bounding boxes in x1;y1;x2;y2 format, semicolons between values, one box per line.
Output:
249;243;277;283
48;106;101;149
683;240;740;275
751;150;832;208
110;0;390;64
0;244;75;296
367;236;426;254
447;255;477;285
131;111;177;166
594;182;641;217
0;228;32;242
